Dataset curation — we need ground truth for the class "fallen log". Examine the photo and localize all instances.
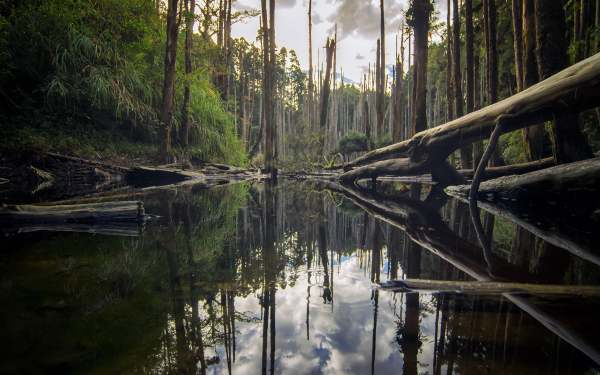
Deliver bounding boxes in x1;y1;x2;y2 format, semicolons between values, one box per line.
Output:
339;158;466;186
320;183;600;364
321;181;529;281
457;157;555;179
446;157;600;206
336;52;600;171
3;223;143;237
379;279;600;296
446;158;600;267
45;152;131;174
0;201;146;224
339;158;429;184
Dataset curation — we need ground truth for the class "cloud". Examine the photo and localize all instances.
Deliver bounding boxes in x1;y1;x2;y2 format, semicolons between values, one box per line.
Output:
278;0;297;8
233;1;257;12
313;13;324;25
355;53;365;60
327;0;407;40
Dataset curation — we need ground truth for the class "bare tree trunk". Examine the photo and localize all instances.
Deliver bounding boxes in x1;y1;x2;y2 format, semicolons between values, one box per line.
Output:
411;0;432;135
201;0;211;41
511;0;524;92
467;0;483;166
392;36;404;143
307;0;314;129
224;0;232;99
534;0;593;163
377;0;386;139
320;38;336;138
454;0;470;169
522;0;546;161
217;0;223;48
446;0;454;122
261;0;275;177
376;39;381;140
269;0;277;166
180;0;196;148
160;0;180;162
487;0;498;104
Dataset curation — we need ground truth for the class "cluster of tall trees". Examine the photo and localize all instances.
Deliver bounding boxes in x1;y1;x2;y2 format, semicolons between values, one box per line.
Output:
1;0;599;171
218;0;599;171
324;0;600;168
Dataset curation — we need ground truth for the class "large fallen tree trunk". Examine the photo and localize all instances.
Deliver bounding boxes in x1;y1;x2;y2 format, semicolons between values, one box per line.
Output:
457;157;555;179
340;159;466;186
379;279;600;296
336;52;600;181
0;201;146;224
3;223;143;237
446;157;600;208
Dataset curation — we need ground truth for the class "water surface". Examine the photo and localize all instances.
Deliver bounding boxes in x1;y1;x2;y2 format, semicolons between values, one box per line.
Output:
1;181;600;374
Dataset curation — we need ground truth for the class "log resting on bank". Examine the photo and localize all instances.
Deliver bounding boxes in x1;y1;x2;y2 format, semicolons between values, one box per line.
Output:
336;52;600;181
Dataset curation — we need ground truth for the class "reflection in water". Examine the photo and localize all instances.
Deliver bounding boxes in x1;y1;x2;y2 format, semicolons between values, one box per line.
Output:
1;181;600;374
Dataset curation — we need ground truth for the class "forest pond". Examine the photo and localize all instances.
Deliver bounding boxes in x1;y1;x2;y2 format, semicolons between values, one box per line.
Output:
2;180;600;374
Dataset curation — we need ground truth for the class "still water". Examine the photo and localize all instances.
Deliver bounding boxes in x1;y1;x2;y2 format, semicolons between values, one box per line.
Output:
1;181;600;374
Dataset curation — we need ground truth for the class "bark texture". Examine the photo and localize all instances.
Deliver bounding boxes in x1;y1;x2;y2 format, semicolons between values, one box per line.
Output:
160;0;180;162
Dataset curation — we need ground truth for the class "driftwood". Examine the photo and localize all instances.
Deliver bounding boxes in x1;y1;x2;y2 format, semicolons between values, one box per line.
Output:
0;201;146;224
336;52;600;182
379;279;600;296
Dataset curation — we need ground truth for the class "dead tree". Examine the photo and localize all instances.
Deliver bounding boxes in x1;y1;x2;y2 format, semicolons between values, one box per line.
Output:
522;0;546;161
307;0;314;130
410;0;432;136
453;0;470;169
160;0;180;162
319;38;336;152
180;0;196;147
534;0;594;163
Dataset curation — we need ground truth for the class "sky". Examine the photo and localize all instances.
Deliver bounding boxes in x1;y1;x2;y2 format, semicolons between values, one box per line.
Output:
231;0;450;83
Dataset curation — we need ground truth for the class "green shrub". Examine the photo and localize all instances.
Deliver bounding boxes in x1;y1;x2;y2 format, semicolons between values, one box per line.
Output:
338;132;369;155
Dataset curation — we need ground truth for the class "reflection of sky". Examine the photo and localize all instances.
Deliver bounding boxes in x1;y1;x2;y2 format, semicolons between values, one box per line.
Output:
207;249;437;375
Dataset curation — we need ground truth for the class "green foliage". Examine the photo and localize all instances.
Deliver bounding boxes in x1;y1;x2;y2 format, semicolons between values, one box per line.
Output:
373;133;392;149
0;0;247;166
47;27;159;123
499;132;528;165
338;132;369;155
